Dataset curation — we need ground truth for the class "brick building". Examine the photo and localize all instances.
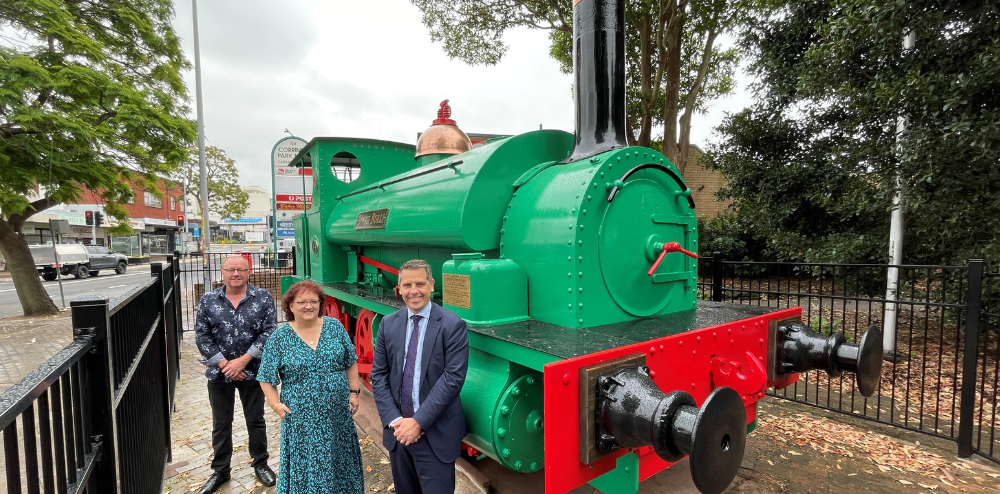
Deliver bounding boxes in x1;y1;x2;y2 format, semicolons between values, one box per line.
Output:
681;145;732;219
23;180;189;255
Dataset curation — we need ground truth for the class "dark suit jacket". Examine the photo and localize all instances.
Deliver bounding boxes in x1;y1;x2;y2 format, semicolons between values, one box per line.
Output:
371;302;469;463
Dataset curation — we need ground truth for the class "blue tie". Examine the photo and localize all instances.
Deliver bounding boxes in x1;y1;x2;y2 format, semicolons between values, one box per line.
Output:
400;314;422;418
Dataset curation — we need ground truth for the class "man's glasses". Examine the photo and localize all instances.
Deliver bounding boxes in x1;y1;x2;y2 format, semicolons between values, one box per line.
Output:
222;268;250;274
294;300;320;307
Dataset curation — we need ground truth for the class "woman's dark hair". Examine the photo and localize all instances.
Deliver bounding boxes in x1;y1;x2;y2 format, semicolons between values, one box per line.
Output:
281;281;326;322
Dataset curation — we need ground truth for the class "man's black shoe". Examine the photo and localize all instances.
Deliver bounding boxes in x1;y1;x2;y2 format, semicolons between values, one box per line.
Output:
254;465;276;487
197;472;230;494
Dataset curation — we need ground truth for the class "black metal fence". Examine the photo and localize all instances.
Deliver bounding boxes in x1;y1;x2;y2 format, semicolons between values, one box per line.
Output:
0;257;182;494
698;254;1000;465
175;250;295;331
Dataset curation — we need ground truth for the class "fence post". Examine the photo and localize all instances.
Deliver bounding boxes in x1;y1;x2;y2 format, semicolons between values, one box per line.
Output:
70;296;117;492
151;263;174;463
173;254;183;342
712;251;723;302
957;259;984;458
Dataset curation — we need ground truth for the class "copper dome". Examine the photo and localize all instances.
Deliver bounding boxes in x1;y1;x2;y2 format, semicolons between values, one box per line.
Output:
415;100;472;159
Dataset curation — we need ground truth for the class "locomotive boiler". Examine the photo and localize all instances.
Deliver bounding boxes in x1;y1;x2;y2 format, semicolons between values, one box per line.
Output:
280;0;884;492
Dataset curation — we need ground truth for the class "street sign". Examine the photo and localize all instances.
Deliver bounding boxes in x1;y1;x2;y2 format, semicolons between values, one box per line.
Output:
49;219;71;235
276;229;295;237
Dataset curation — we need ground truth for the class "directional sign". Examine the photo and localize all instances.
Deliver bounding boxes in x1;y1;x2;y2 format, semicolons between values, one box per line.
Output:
276;229;296;237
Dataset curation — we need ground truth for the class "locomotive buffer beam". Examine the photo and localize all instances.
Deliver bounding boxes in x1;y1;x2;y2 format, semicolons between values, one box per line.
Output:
774;320;884;397
582;358;748;494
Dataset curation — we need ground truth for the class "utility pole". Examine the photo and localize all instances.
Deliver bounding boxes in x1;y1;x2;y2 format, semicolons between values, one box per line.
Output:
192;0;211;295
883;30;916;359
182;179;190;256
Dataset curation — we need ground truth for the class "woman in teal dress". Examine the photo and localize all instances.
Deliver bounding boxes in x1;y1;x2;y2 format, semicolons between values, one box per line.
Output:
259;281;364;493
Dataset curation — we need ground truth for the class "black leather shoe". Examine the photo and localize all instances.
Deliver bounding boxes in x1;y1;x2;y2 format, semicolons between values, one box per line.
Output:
197;472;230;494
254;465;276;487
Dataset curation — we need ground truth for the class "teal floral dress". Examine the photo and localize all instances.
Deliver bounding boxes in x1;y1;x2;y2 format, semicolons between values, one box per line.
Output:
258;316;364;494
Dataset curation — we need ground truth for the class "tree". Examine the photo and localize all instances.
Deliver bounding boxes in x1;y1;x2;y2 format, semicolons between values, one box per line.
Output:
0;0;195;316
173;145;249;226
410;0;740;174
705;0;1000;265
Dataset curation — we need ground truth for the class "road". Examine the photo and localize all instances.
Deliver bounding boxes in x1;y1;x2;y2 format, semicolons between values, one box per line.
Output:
0;265;155;318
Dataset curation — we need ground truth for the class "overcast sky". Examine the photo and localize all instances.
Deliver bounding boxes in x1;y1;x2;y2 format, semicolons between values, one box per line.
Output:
171;0;751;193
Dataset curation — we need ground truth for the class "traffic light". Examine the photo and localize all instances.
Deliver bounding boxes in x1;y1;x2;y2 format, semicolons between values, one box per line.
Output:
176;214;185;227
94;211;103;227
266;215;274;229
85;210;94;226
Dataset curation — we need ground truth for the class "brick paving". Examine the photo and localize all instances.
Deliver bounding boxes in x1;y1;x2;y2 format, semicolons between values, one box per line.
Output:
0;315;73;392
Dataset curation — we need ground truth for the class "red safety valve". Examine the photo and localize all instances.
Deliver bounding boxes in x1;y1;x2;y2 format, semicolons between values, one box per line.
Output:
647;241;698;276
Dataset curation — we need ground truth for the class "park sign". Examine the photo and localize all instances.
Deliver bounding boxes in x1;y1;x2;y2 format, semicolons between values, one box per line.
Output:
271;136;309;241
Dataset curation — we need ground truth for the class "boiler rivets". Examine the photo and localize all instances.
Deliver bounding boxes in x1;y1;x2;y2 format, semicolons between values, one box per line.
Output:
514;461;523;470
563;374;571;385
502;406;511;415
498;428;507;437
503;448;511;458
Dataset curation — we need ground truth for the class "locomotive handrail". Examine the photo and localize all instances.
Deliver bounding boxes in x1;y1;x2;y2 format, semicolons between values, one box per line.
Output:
606;162;696;210
336;160;464;200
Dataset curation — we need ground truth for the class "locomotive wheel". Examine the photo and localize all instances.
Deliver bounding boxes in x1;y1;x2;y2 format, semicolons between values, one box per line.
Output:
355;309;376;391
323;296;351;335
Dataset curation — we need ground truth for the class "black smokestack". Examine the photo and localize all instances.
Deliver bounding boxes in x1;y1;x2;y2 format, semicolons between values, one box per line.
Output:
567;0;627;162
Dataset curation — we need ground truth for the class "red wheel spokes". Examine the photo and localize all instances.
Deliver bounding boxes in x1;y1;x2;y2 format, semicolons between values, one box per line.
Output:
355;309;376;391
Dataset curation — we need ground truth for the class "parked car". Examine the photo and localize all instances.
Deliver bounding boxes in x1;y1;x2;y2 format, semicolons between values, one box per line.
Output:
85;246;129;276
30;244;128;280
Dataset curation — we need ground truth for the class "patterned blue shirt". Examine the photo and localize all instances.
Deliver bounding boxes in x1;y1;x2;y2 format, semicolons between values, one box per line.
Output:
194;283;277;382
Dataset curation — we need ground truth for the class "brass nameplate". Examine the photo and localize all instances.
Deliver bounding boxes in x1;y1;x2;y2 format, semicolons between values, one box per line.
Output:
443;274;471;309
355;208;389;230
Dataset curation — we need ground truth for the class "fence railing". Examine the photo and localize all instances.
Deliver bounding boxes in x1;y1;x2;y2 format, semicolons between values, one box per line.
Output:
175;250;295;330
0;258;182;494
698;254;999;465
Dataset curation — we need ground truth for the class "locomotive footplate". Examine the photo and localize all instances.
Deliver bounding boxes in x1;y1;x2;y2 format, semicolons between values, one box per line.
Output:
466;301;780;366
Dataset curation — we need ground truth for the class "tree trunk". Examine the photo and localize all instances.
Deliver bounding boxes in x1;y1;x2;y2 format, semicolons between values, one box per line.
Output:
662;8;685;172
0;221;59;316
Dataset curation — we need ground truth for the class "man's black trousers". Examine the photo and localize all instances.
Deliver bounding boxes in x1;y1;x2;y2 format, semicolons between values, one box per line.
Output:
207;380;269;475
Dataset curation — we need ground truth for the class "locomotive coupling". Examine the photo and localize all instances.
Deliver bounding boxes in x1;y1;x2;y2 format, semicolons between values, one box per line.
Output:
775;321;884;397
595;366;747;494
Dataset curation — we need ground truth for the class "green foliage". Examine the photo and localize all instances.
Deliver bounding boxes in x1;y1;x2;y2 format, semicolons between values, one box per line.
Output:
174;146;249;222
697;214;770;261
706;0;1000;266
410;0;743;173
0;0;195;230
0;0;194;315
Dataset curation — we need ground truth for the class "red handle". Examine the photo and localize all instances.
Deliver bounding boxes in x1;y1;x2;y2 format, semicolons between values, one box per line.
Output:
647;242;698;276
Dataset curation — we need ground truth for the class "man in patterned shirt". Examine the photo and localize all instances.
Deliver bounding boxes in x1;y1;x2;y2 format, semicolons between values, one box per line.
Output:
194;255;277;493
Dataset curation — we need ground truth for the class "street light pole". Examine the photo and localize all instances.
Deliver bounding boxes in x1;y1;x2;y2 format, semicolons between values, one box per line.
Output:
883;30;916;359
192;0;211;295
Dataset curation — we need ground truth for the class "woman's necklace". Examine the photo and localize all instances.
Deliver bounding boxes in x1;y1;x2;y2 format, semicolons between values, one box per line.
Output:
295;322;321;346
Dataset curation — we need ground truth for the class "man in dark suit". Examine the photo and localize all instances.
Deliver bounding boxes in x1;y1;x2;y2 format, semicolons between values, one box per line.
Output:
372;259;469;494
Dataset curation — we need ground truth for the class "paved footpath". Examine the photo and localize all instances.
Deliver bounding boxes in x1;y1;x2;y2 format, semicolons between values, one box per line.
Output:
0;315;73;392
